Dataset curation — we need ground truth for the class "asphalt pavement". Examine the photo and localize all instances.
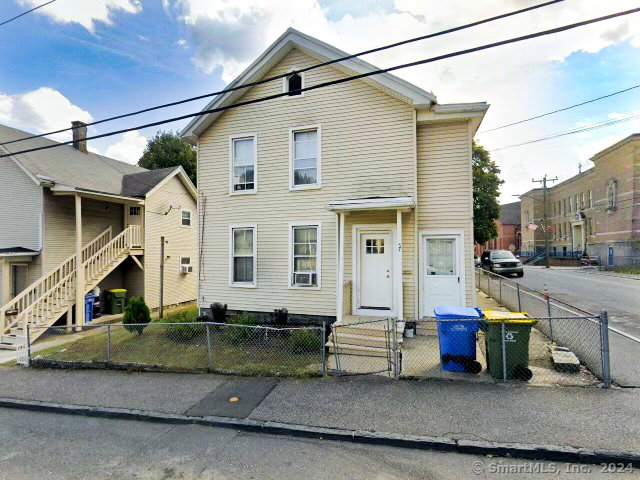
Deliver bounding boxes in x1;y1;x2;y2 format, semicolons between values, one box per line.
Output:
514;267;640;387
1;408;637;480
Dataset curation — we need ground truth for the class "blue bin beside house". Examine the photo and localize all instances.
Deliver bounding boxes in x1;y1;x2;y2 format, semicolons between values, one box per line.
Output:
435;306;482;374
84;293;95;324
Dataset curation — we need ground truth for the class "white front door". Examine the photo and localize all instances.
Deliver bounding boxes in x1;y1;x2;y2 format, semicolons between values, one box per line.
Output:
422;236;463;317
358;232;393;313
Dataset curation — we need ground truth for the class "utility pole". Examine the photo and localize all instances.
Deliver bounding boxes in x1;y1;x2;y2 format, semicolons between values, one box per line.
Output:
532;175;558;268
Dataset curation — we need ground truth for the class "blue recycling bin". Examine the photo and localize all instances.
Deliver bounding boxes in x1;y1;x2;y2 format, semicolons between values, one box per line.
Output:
435;306;482;373
84;293;95;324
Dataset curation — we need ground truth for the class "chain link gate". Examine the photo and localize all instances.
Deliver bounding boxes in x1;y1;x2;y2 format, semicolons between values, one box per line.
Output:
329;317;398;377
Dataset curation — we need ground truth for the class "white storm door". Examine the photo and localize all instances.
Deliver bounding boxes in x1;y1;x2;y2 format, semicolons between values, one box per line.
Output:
359;232;393;312
422;236;462;316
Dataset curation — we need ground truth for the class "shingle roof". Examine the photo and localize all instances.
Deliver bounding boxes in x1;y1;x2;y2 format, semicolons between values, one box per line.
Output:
121;167;180;197
500;201;521;225
0;123;146;196
0;247;40;255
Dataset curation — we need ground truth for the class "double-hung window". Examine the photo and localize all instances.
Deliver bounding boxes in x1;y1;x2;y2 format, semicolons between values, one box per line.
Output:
289;223;320;288
230;134;257;193
181;209;191;227
290;126;321;190
230;225;257;287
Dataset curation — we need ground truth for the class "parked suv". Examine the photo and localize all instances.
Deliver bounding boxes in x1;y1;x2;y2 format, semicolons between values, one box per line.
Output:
481;250;523;277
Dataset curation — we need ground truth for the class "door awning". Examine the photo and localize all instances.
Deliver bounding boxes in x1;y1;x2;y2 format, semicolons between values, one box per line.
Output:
328;196;415;212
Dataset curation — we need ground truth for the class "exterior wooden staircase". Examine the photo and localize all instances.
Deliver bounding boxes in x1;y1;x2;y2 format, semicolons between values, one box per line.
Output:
0;225;143;350
327;316;405;357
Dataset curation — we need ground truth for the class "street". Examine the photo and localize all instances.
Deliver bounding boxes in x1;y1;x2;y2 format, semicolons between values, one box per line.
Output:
516;267;640;386
0;408;636;480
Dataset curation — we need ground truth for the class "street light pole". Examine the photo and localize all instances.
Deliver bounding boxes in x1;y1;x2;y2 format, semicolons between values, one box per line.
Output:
532;175;558;269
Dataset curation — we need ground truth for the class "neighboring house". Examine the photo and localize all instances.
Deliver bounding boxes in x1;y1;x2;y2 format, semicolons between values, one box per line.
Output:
475;201;521;255
0;122;197;349
183;28;488;327
520;134;640;265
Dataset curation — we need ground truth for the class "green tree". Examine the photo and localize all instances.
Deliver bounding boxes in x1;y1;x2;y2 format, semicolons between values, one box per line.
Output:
473;142;503;245
138;131;197;186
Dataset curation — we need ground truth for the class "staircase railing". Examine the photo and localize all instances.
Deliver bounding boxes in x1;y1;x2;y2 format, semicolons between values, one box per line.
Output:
0;226;113;335
83;225;141;285
82;226;113;263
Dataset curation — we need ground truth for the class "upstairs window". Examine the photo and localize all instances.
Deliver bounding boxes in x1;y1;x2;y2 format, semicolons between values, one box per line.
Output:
181;209;191;227
588;190;593;208
230;135;257;193
290;126;321;190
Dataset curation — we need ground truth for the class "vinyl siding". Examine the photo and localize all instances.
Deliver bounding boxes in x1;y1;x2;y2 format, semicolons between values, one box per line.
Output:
0;159;42;251
42;189;124;273
416;121;475;310
144;176;197;309
197;48;416;316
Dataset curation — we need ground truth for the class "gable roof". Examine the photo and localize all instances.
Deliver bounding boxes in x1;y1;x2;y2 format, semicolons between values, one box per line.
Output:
499;201;521;225
0;124;195;200
181;28;438;141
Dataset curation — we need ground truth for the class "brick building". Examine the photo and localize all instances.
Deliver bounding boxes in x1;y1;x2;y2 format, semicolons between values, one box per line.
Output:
475;201;521;255
520;134;640;265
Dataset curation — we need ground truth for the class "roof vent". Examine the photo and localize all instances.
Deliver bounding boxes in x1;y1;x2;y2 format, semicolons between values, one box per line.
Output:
71;121;87;153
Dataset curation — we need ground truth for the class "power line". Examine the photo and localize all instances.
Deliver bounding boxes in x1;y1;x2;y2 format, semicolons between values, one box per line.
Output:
3;5;640;159
0;0;56;27
490;111;640;152
479;83;640;134
0;0;564;147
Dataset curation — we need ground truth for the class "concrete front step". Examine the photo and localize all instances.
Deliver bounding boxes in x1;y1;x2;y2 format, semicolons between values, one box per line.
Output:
0;342;17;350
333;321;405;338
327;332;401;348
327;343;389;357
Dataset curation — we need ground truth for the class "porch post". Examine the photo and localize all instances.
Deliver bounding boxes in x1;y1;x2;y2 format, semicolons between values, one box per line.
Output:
396;210;403;321
1;259;10;306
336;212;345;324
75;194;84;328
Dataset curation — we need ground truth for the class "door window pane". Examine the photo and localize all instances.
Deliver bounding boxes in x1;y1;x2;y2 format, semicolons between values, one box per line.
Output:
426;239;456;276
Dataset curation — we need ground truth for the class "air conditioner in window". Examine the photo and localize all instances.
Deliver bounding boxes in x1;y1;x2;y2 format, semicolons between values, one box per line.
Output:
293;272;312;286
180;265;193;274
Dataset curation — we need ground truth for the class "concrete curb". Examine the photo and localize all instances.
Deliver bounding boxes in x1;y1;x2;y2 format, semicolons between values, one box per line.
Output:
1;397;639;467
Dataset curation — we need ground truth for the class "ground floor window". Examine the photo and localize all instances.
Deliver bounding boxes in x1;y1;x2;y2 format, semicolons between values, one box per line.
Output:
290;223;320;287
230;226;256;286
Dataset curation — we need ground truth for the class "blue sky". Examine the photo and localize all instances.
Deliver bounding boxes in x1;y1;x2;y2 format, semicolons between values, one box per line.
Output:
1;0;640;201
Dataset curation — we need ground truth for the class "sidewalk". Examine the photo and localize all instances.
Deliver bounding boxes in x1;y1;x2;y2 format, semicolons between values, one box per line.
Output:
0;366;638;455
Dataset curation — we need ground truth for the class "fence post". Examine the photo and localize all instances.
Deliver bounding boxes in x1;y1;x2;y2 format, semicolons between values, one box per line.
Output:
106;324;111;364
321;320;327;377
501;319;507;383
488;273;491;298
206;323;213;371
332;324;341;375
516;283;522;312
600;310;611;388
26;324;31;367
546;294;554;343
393;318;399;380
499;277;502;305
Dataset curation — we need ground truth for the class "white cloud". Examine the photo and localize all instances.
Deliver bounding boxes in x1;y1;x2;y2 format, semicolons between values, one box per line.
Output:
104;130;147;164
0;87;92;142
17;0;142;33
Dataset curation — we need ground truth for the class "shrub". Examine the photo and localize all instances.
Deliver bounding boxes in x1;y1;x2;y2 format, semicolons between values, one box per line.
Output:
272;308;288;327
223;312;257;345
210;302;227;323
289;329;322;353
159;307;203;342
123;296;151;335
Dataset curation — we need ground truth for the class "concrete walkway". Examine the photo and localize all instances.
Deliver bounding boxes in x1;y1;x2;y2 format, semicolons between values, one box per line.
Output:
0;366;638;455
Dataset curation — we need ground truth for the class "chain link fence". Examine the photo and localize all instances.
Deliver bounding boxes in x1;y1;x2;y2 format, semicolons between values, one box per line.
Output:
29;322;326;378
476;268;610;385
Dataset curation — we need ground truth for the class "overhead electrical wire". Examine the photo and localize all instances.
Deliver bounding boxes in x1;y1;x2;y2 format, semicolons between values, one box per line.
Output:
490;111;640;152
479;83;640;134
3;6;639;160
0;0;564;147
0;0;56;27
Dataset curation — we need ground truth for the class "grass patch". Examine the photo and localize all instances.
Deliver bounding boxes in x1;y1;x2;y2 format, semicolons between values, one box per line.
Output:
32;309;322;377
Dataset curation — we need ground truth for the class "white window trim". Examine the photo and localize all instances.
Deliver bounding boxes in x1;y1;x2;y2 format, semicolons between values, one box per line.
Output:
289;124;321;191
180;208;192;228
229;133;258;195
179;256;193;274
229;224;257;288
282;67;305;98
288;221;322;290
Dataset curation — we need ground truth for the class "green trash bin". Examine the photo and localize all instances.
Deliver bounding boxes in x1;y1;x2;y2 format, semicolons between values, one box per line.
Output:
482;311;537;381
106;289;127;314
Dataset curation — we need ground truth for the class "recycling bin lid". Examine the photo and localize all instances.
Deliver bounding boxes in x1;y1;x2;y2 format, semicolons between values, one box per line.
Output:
107;289;127;293
482;310;537;324
434;306;481;319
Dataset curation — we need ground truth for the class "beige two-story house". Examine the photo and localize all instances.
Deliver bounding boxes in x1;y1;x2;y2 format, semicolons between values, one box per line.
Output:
183;29;488;328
